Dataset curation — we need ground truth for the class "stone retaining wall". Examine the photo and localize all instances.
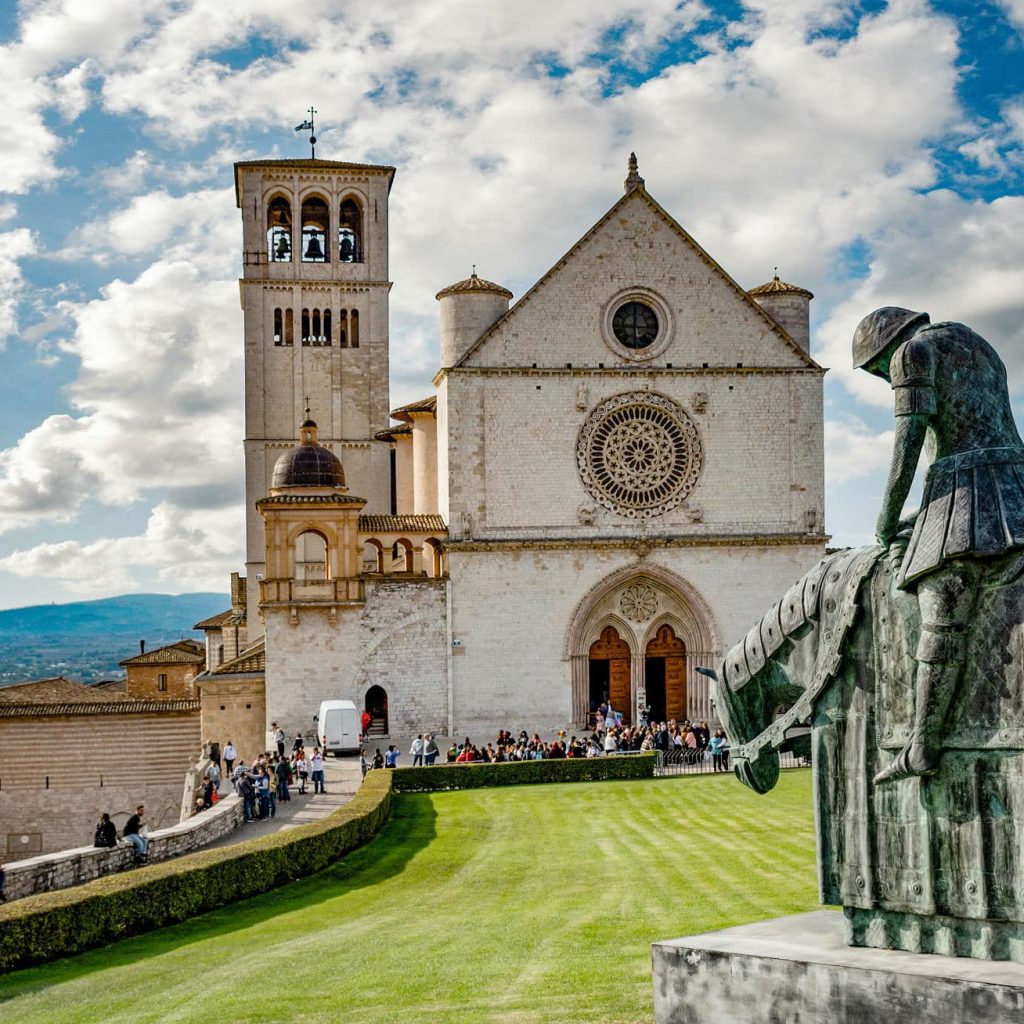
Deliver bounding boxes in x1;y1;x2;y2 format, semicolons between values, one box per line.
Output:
3;794;243;902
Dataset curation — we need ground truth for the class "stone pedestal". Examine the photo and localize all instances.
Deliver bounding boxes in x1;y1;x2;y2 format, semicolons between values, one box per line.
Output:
652;910;1024;1024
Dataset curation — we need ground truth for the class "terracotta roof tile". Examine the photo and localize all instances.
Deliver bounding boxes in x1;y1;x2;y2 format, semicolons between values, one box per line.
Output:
0;699;199;718
119;639;205;668
435;271;512;301
359;514;447;533
390;396;436;422
748;274;814;300
192;609;233;630
0;677;114;705
211;640;266;675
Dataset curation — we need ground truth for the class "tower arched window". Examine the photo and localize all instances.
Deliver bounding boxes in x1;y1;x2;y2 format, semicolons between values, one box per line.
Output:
301;308;311;345
273;307;283;346
350;309;360;348
266;197;292;262
300;195;329;263
284;308;294;346
338;309;348;348
324;309;332;346
338;198;362;263
312;308;322;344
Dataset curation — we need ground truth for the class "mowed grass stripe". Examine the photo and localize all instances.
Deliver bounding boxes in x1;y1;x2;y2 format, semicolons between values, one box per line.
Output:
0;772;819;1024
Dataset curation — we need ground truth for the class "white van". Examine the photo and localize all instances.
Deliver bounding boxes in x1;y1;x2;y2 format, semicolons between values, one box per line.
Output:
316;699;360;756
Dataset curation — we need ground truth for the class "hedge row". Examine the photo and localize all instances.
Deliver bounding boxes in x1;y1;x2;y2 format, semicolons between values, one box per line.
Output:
0;769;394;972
391;753;656;792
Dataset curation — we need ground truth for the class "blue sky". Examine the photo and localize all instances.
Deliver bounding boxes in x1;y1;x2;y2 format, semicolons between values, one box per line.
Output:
0;0;1023;607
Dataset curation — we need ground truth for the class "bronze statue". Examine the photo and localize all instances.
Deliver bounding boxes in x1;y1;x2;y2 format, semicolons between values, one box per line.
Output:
707;310;1024;961
854;308;1024;783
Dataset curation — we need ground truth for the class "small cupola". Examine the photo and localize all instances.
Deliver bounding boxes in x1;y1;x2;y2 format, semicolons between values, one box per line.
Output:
271;407;347;491
435;267;512;369
749;270;814;352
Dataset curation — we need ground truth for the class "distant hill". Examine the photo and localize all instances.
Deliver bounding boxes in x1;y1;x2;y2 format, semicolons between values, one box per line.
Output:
0;593;229;686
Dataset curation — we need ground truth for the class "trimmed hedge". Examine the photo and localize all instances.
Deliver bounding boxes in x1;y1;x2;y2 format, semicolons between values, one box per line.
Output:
0;769;394;972
391;753;656;792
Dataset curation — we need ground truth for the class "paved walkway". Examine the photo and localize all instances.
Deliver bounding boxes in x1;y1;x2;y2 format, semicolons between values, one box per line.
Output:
203;754;363;852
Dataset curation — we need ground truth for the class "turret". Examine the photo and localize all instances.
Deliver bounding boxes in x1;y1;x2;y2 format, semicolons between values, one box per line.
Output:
436;271;512;368
749;272;814;352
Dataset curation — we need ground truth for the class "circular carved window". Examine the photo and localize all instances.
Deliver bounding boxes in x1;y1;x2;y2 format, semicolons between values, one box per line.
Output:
576;392;702;518
620;583;658;622
601;288;673;361
612;301;659;349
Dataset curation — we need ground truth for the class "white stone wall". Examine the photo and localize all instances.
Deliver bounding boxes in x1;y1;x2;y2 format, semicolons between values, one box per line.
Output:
446;542;824;737
263;577;448;738
444;370;823;537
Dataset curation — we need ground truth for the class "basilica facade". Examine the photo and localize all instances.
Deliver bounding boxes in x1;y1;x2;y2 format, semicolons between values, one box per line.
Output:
196;155;826;744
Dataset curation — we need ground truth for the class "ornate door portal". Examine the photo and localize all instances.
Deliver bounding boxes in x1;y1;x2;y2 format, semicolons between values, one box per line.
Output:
589;625;631;724
645;624;686;722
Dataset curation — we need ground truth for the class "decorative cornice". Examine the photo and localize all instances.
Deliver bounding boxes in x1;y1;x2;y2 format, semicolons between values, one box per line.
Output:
447;532;829;552
240;279;391;290
435;364;826;385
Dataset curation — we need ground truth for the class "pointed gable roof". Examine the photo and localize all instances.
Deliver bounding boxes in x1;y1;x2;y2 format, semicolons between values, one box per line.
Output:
450;186;820;371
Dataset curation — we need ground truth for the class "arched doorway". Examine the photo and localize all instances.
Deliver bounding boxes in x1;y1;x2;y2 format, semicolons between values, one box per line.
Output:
365;685;388;736
589;625;631;724
645;624;686;723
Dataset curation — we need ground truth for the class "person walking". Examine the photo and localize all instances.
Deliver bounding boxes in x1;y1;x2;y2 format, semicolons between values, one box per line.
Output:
223;740;236;778
310;748;326;794
424;734;439;766
206;759;221;794
256;769;271;819
272;723;286;757
360;710;371;740
238;771;256;822
295;749;308;794
410;734;424;766
275;756;291;802
122;805;148;864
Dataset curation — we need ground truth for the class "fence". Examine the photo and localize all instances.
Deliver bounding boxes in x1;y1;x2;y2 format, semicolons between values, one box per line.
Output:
654;747;808;777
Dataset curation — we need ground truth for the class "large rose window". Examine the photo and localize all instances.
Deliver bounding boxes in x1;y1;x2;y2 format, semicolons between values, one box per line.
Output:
576;392;702;518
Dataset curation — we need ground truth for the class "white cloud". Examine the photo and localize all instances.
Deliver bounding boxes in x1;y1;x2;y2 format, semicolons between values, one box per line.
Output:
0;499;243;595
824;416;894;483
0;227;37;346
816;190;1024;406
0;187;240;533
999;0;1024;30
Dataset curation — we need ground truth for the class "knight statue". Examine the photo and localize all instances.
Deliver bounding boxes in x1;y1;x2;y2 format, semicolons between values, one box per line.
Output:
707;309;1024;961
854;308;1024;784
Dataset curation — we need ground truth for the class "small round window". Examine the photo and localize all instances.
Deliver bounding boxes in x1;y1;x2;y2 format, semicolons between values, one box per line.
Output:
612;301;659;350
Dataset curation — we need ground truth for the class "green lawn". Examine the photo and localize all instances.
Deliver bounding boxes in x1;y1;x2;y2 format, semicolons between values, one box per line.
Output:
0;771;819;1024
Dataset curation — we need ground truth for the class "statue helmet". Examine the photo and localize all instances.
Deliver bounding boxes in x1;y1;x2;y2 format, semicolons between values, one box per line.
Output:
852;307;930;370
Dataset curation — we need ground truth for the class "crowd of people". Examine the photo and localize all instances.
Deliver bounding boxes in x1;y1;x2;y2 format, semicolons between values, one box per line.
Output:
362;705;730;771
217;733;328;823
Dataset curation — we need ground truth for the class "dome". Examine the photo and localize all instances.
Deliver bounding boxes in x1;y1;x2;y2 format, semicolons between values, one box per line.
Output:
749;273;813;300
271;420;346;490
435;271;512;301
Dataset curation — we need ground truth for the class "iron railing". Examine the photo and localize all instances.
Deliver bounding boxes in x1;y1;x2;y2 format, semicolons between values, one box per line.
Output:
654;747;809;777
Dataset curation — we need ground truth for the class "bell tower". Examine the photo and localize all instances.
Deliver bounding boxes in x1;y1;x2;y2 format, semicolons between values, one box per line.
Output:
234;158;396;634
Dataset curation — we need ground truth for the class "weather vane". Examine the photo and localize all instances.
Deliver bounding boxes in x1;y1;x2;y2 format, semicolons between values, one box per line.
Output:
295;107;317;158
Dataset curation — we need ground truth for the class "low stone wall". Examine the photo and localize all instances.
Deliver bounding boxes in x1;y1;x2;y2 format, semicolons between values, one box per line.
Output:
3;794;243;902
0;771;393;972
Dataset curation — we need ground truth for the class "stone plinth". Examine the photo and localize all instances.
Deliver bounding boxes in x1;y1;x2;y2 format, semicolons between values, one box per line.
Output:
652;911;1024;1024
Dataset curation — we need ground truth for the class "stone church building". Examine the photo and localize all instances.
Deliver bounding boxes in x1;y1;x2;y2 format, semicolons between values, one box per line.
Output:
195;154;826;746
